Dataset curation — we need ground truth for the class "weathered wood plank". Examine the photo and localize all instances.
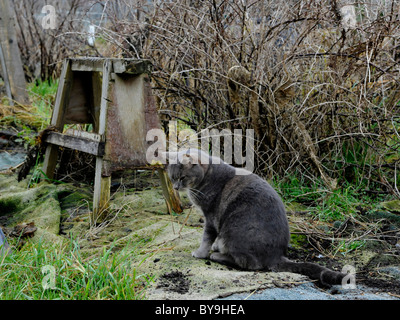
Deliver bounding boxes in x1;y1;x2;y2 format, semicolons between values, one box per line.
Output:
92;60;112;222
65;129;101;142
45;131;105;156
113;59;152;74
70;58;152;75
98;60;111;136
71;59;104;72
158;168;183;214
90;71;102;133
105;73;148;171
42;59;73;179
0;0;28;104
50;59;73;128
91;157;110;224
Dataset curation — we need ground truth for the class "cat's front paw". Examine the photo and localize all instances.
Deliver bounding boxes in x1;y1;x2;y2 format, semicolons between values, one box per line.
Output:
191;249;209;259
211;241;219;252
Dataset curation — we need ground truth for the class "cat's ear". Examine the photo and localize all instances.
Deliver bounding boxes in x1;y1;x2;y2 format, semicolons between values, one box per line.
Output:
181;153;195;165
162;151;178;164
181;149;209;165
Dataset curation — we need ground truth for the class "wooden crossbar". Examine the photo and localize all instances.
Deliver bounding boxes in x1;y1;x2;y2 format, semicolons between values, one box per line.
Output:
45;131;105;157
70;58;152;74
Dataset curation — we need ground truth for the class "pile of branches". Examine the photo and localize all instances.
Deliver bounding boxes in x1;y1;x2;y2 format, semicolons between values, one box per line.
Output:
13;0;100;81
98;0;400;195
24;0;400;195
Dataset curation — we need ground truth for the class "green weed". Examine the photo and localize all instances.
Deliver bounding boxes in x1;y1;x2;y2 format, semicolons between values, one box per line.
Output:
336;239;366;255
275;173;381;222
27;79;58;122
314;186;360;221
0;237;152;300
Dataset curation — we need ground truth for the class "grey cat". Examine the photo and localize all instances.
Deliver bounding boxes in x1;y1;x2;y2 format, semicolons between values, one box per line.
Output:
166;149;345;286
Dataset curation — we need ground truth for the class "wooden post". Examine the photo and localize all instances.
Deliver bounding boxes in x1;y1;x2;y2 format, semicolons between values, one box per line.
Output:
92;60;111;223
158;168;183;214
42;60;73;180
0;0;28;104
0;42;13;105
91;158;111;224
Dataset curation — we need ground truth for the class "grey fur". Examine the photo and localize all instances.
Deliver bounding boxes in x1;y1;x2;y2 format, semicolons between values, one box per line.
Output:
166;149;345;285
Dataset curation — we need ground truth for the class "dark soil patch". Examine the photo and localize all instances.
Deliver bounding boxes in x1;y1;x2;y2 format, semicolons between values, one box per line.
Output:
360;274;400;296
110;170;160;192
156;270;190;294
0;213;12;227
287;245;344;272
287;240;400;295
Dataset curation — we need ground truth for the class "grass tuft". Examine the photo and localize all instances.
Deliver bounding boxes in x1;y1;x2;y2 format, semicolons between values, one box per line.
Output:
0;236;152;300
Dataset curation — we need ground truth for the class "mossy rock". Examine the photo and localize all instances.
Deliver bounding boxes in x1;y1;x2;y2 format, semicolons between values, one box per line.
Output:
59;188;93;212
362;239;389;251
344;250;377;269
290;233;308;248
366;210;400;226
380;200;400;214
26;196;61;234
0;182;58;219
379;267;400;282
0;175;27;192
0;174;89;245
368;253;400;268
285;202;308;214
1;183;62;242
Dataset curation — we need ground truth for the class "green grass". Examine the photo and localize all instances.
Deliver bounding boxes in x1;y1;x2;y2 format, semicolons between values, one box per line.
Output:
27;79;58;123
314;186;360;221
0;79;58;136
0;237;152;300
336;239;366;255
275;173;391;222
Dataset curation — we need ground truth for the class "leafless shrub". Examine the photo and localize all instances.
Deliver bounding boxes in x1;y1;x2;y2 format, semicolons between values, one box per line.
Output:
24;0;400;195
13;0;100;80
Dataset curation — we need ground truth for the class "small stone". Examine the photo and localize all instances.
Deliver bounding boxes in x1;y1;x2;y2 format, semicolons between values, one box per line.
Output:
379;266;400;281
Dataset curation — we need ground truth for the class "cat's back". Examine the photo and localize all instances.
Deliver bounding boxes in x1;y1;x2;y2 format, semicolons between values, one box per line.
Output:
220;167;284;210
216;166;290;266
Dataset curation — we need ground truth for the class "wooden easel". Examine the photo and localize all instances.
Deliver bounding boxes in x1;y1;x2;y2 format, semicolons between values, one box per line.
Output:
42;58;182;222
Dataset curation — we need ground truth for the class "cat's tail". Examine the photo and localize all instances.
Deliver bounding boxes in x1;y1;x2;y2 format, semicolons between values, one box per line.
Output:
275;257;345;286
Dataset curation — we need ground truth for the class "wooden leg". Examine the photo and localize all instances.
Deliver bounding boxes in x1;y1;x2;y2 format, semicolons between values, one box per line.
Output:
158;168;183;214
42;60;72;180
91;60;112;224
42;145;59;180
92;157;111;224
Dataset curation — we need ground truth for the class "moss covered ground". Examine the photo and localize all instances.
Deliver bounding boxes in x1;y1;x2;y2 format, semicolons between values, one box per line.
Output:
0;170;399;299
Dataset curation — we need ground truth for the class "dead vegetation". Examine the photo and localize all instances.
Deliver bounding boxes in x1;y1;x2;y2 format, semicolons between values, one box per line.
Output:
5;0;400;195
0;103;47;129
12;0;100;81
95;0;400;195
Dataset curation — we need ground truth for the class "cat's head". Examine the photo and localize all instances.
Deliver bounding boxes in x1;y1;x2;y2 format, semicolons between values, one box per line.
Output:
164;149;210;191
